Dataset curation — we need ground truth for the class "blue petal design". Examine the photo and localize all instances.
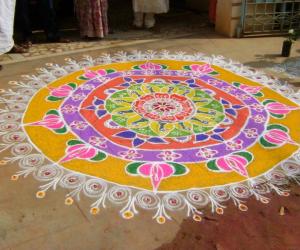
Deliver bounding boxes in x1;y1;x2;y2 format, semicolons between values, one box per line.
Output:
221;99;230;105
120;83;130;87
94;98;104;105
133;138;145;147
232;105;243;109
186;79;195;84
115;131;136;139
124;77;132;82
213;128;226;133
171;80;181;84
97;110;107;117
148;137;167;144
225;108;237;117
85;105;96;110
211;134;224;141
189;84;199;88
196;134;209;141
135;78;145;83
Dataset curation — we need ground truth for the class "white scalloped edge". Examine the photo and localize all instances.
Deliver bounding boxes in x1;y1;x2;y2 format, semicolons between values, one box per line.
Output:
0;50;300;224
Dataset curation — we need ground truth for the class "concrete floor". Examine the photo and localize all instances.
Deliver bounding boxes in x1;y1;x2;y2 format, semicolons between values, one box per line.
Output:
0;32;300;250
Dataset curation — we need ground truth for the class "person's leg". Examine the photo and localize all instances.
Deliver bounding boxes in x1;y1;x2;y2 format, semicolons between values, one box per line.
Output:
15;0;32;43
144;13;155;28
133;12;144;28
39;0;60;42
0;0;16;55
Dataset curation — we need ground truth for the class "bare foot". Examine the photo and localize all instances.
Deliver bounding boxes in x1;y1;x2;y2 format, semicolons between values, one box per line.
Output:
9;45;28;53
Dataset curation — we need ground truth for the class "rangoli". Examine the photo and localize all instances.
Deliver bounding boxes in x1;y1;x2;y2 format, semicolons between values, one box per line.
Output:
1;51;300;224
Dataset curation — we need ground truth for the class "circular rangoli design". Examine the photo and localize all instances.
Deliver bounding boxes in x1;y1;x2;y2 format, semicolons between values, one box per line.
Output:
1;52;300;223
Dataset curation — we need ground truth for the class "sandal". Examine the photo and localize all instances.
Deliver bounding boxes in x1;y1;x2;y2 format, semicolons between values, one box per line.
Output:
21;40;33;49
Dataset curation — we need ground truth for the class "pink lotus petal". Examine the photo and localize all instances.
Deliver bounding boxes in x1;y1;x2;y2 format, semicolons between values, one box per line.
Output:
217;155;249;177
31;114;64;129
240;85;262;94
190;64;214;74
265;129;290;144
266;102;298;115
50;85;73;98
140;62;162;70
139;163;174;192
61;144;97;162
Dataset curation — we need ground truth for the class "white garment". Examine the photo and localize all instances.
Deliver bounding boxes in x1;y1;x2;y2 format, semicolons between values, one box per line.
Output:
0;0;16;55
132;0;169;14
134;12;155;28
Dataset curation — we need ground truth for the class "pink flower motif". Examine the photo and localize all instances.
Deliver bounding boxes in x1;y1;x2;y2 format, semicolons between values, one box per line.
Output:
190;64;214;75
226;139;243;151
50;85;73;98
157;151;181;161
244;128;258;138
264;129;295;145
216;154;249;177
250;103;264;112
80;84;95;91
138;163;175;192
61;144;97;163
253;114;266;123
83;69;107;79
221;86;235;93
71;93;86;101
239;84;263;95
139;62;162;70
61;105;77;114
237;94;251;100
118;150;143;160
31;114;64;130
89;136;107;148
70;121;88;130
265;102;298;115
196;148;218;159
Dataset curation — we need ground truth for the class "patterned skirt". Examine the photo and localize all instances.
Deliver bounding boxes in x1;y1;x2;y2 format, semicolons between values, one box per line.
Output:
74;0;109;38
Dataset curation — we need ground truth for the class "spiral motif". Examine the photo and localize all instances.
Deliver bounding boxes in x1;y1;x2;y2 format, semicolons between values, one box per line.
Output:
18;88;37;96
83;179;107;198
265;170;289;185
8;103;26;111
250;178;271;194
2;132;26;144
210;187;230;202
229;184;251;199
9;95;30;102
281;161;300;175
34;164;63;181
0;122;20;132
60;173;86;188
186;190;210;207
19;154;44;169
107;186;131;204
135;191;160;210
11;143;33;156
0;112;20;122
162;193;185;211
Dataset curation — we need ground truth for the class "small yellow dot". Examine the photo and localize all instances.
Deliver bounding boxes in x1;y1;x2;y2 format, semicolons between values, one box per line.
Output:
156;216;166;224
90;207;100;215
239;204;248;212
122;211;134;220
0;160;8;165
261;198;270;204
193;214;202;222
36;191;46;199
11;175;19;181
64;197;74;206
216;207;224;215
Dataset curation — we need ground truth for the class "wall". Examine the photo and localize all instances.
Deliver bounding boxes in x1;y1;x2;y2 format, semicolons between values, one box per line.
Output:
215;0;242;37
